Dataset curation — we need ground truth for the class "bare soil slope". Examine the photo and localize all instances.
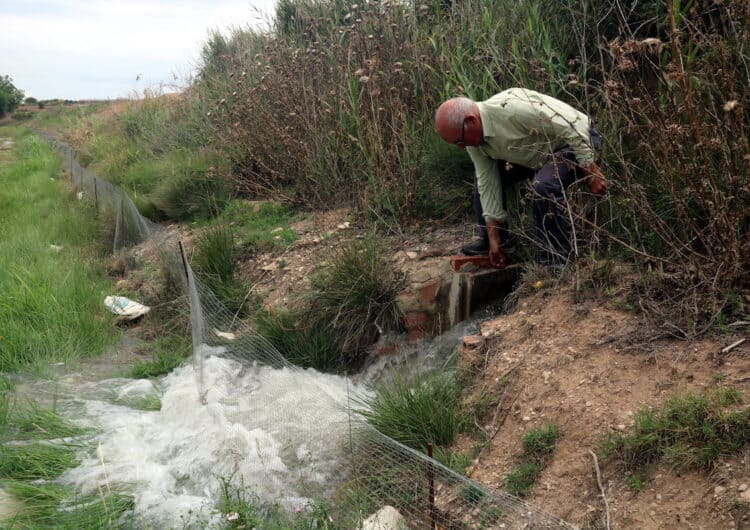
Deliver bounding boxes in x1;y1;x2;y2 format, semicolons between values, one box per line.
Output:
462;288;750;529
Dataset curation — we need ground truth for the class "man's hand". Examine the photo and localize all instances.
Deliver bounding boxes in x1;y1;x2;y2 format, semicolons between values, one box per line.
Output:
584;163;608;197
486;220;508;268
488;239;507;268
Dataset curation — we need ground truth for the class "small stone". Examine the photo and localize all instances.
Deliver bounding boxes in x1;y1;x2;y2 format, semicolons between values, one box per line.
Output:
715;485;726;496
656;494;662;502
585;401;593;407
741;490;750;502
336;221;351;229
543;371;551;384
522;416;531;422
406;251;418;259
462;335;484;351
738;484;748;492
616;424;627;431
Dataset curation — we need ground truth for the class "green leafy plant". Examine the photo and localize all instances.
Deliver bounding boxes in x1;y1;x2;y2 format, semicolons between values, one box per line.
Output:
505;423;561;497
598;388;750;485
0;75;24;118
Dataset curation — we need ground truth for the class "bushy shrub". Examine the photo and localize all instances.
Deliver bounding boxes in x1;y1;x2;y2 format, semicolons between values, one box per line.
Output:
357;370;467;451
192;225;245;312
152;155;231;220
253;308;345;372
254;238;404;373
307;237;404;356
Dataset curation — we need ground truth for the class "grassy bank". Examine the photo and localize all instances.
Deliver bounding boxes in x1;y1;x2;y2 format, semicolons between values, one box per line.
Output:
0;127;136;526
0;128;118;372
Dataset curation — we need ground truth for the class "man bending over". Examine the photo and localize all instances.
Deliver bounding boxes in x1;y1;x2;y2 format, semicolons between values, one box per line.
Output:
435;88;607;268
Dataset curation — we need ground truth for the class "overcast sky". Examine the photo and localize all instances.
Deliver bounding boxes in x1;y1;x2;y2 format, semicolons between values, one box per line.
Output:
1;0;277;100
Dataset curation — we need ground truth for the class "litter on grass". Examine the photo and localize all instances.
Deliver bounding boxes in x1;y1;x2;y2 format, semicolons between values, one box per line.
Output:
104;296;150;321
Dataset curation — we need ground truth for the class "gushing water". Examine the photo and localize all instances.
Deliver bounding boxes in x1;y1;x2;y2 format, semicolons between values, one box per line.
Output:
8;308;490;527
23;351;364;527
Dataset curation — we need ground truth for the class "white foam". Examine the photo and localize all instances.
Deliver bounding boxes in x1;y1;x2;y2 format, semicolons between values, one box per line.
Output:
58;355;366;527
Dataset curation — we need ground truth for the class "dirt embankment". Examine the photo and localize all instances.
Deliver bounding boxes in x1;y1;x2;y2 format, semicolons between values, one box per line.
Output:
459;288;750;529
235;209;750;529
114;204;749;529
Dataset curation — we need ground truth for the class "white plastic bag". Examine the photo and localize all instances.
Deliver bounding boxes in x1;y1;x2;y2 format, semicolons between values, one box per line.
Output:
104;296;150;321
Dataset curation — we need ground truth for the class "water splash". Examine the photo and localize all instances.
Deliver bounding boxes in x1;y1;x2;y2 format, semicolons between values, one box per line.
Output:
38;353;366;527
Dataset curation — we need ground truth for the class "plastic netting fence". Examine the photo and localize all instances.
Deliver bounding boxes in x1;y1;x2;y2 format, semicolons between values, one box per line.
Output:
38;132;575;529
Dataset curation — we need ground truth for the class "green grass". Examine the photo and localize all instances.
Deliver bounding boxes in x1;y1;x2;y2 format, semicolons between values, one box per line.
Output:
0;399;86;480
3;481;135;529
217;476;341;530
130;333;190;378
191;225;247;313
212;200;297;254
25;101;109;133
254;237;403;374
150;151;231;221
253;308;345;373
28;99;229;224
130;393;162;411
8;401;87;441
0;444;79;481
357;370;468;453
598;388;750;484
0;129;135;526
0;129;119;371
505;423;560;497
307;238;404;358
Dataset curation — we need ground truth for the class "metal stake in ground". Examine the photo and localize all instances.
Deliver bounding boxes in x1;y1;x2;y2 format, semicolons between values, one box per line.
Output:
178;240;190;288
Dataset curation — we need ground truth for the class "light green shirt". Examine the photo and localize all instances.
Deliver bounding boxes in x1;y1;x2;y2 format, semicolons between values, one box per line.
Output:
466;88;594;223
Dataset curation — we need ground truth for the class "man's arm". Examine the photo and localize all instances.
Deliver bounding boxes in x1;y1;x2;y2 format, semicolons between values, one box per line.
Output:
466;148;511;268
466;147;507;223
543;118;608;197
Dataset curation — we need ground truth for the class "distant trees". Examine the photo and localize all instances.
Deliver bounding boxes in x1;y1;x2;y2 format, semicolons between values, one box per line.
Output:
0;76;24;118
